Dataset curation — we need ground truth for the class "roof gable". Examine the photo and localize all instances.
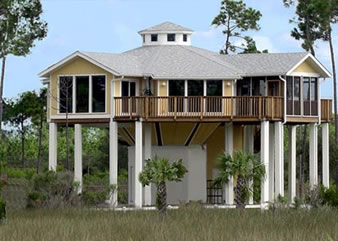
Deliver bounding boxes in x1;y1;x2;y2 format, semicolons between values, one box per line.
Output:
138;21;193;34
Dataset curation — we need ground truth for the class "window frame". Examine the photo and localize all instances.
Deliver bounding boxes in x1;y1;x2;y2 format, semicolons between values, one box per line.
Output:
57;74;107;115
167;33;176;42
151;34;158;42
183;34;188;42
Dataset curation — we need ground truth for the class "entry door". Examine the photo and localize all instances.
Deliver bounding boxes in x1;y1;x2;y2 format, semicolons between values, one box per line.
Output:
122;81;136;113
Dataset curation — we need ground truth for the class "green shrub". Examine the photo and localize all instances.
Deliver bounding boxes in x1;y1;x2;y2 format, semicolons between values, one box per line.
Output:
0;197;6;222
82;184;116;206
27;171;80;209
7;168;36;180
322;186;338;208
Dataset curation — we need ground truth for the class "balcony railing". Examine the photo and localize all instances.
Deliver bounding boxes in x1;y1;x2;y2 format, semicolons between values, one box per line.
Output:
114;96;284;122
321;99;333;122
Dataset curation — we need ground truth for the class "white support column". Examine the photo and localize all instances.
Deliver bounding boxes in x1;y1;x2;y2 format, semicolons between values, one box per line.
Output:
274;122;284;199
245;125;255;205
288;125;297;204
224;123;234;205
48;123;57;171
109;121;118;207
74;124;83;194
260;121;269;208
269;124;275;202
322;123;330;188
144;123;153;206
309;124;318;187
134;121;143;208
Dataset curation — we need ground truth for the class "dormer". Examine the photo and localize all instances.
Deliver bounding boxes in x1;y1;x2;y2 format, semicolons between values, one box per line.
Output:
138;21;193;46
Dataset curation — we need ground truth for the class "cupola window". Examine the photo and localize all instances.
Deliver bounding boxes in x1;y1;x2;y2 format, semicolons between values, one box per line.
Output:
183;34;187;42
167;34;176;42
151;34;158;42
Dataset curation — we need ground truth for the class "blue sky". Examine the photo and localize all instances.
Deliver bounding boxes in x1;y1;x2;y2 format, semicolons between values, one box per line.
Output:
3;0;337;99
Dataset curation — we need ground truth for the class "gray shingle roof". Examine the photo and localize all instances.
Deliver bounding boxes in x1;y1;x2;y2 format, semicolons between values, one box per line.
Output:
138;22;193;34
83;45;241;79
218;52;309;77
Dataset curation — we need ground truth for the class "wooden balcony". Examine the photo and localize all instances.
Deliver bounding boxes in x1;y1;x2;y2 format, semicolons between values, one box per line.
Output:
114;96;284;122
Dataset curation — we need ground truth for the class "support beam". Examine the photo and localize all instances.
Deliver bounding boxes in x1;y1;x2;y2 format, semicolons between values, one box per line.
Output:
269;124;275;202
274;122;284;199
260;121;269;208
224;123;234;205
74;124;83;194
322;123;330;188
245;125;254;205
144;123;153;206
309;124;318;187
48;123;57;171
109;121;118;207
288;125;297;204
134;121;143;208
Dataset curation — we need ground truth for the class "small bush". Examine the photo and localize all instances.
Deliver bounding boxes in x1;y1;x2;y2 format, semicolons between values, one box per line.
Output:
322;186;338;208
305;185;324;208
82;185;116;206
7;168;36;180
0;197;6;222
27;171;80;209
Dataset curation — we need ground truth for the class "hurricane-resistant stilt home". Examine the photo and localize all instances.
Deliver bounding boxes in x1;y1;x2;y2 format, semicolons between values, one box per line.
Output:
39;22;333;208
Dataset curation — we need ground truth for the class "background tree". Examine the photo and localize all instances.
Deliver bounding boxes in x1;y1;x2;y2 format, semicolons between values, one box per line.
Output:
239;36;268;54
212;0;262;54
3;92;37;168
283;0;322;198
314;0;338;189
30;89;47;173
213;150;265;208
0;0;47;130
139;157;187;215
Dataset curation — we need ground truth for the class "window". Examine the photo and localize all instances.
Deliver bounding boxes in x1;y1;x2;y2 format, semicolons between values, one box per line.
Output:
237;78;250;96
188;80;203;96
183;34;187;42
169;80;185;96
92;75;106;112
207;80;222;96
252;77;265;96
76;76;89;113
59;76;73;113
310;77;317;101
167;34;175;42
151;34;158;42
143;35;145;43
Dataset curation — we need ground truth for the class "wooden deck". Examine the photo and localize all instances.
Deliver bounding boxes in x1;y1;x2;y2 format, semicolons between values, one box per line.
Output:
113;96;332;123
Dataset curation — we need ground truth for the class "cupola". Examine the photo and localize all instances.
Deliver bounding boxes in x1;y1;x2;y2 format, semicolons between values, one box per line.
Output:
138;21;193;46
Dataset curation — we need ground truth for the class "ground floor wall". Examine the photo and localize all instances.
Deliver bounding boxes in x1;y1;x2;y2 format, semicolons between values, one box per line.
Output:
128;145;207;205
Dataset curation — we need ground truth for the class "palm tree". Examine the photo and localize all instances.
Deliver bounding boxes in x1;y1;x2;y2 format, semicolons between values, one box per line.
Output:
139;157;187;215
214;150;265;208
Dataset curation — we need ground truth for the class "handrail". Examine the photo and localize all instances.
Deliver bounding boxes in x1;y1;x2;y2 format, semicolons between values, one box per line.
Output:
114;96;285;121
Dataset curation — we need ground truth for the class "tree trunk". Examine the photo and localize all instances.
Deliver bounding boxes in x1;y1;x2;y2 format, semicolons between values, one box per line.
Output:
36;113;43;173
234;175;246;209
0;57;6;131
328;30;338;190
157;182;167;216
21;122;25;168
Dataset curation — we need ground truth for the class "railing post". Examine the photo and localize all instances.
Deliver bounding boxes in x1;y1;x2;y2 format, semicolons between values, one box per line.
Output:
258;97;262;120
174;97;177;120
272;97;274;119
200;96;204;120
145;97;149;120
129;97;132;119
231;97;233;120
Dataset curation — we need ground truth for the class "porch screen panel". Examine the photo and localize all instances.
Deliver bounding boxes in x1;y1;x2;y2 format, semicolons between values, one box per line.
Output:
169;80;185;112
310;77;318;115
303;77;310;116
188;80;203;112
76;76;89;113
206;80;222;112
294;77;301;115
59;76;73;113
92;75;106;113
286;76;293;115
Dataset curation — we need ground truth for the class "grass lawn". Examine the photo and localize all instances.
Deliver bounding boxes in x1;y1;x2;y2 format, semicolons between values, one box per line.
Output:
0;206;337;241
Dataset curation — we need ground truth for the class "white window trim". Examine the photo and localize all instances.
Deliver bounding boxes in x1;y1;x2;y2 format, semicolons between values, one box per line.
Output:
57;74;107;115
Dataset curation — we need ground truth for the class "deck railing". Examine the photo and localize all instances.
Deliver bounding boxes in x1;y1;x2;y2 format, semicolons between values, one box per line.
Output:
321;99;333;122
114;96;284;121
